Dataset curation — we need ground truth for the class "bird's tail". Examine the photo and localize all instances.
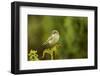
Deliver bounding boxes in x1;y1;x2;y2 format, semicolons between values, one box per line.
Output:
42;41;47;46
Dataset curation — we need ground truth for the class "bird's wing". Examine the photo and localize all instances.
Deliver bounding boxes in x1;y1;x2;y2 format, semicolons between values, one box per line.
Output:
43;35;53;45
47;35;53;42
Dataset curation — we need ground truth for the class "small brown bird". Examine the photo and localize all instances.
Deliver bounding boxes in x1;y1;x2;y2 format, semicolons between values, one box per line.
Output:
37;30;60;60
43;30;60;48
42;30;60;60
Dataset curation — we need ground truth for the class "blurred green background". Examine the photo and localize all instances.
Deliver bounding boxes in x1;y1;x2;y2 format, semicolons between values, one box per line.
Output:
28;15;88;60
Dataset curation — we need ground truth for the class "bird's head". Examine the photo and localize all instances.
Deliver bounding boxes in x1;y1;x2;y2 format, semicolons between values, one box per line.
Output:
52;30;59;35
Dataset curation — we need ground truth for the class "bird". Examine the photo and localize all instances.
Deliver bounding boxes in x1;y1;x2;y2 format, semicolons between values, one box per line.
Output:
42;30;60;60
43;30;60;48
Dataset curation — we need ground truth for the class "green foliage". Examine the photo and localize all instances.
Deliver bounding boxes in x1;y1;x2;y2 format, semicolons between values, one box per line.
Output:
28;15;88;61
28;49;39;61
28;44;60;61
42;44;59;60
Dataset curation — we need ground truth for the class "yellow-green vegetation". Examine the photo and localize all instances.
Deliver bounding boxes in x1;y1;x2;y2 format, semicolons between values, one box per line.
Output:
42;44;60;60
28;49;39;61
28;44;60;61
28;15;88;61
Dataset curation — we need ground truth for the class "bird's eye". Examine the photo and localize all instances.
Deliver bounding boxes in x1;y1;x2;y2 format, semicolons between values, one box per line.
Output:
54;32;56;34
52;30;58;34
